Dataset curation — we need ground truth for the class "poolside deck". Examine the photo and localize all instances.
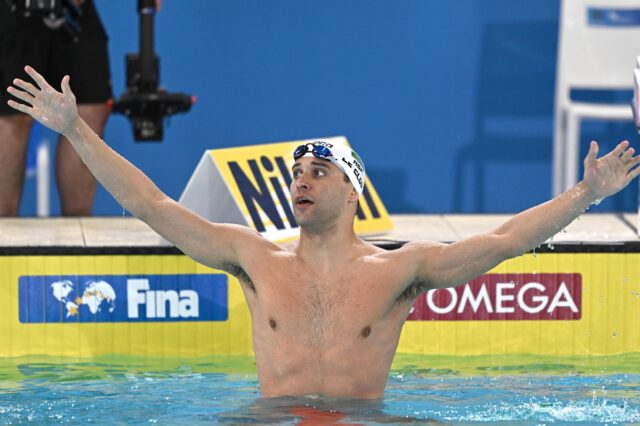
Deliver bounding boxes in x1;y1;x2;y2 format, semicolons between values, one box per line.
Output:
0;213;636;248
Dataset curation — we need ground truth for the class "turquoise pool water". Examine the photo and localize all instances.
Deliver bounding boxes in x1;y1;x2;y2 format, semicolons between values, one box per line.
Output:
1;356;639;424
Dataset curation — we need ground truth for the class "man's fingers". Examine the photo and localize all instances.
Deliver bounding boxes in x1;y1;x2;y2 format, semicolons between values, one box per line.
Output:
12;78;39;97
612;140;629;157
6;86;34;105
625;164;640;185
24;65;50;90
627;155;640;171
585;140;599;164
7;99;33;115
61;75;74;103
621;147;636;162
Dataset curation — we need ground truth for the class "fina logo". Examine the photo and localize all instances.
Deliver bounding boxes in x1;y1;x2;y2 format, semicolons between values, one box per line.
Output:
18;274;228;323
127;279;198;319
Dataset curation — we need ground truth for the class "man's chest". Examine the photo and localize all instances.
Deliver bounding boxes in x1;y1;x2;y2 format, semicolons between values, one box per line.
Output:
246;265;411;343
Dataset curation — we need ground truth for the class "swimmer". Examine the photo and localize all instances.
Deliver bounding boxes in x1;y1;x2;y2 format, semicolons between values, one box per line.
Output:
6;67;640;399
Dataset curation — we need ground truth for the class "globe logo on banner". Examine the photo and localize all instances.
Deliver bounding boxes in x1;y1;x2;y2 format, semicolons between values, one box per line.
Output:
19;274;228;323
51;280;116;318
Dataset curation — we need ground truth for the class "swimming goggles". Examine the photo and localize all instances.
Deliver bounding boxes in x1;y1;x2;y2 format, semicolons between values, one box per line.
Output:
293;143;334;161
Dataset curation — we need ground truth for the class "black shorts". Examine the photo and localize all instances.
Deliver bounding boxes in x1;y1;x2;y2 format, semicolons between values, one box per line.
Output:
0;0;112;116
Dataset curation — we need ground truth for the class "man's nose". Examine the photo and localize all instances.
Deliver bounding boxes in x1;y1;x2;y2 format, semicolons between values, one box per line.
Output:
295;174;310;190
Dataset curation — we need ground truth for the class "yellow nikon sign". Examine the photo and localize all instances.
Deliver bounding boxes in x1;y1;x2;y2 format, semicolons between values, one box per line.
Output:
179;136;392;241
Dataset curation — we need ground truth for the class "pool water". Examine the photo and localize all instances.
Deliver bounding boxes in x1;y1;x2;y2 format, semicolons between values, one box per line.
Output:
1;355;639;425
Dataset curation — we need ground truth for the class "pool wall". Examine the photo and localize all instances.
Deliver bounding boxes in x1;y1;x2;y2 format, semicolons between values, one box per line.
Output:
2;246;638;357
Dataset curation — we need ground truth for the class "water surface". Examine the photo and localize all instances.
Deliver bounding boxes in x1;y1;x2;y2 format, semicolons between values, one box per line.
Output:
1;354;639;424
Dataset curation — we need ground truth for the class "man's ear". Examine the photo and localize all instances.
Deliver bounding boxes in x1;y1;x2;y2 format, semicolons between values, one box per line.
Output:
348;187;360;203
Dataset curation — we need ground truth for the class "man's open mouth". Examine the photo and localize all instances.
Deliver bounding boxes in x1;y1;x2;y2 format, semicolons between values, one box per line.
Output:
295;197;314;206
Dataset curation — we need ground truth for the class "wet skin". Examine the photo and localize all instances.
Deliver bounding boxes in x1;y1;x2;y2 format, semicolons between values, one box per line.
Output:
226;158;428;398
238;239;420;398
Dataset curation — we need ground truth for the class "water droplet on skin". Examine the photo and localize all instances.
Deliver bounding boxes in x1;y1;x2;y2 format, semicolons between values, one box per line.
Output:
591;197;604;206
571;186;585;199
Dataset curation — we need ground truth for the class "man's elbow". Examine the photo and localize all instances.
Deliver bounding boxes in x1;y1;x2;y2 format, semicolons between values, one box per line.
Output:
491;233;528;260
503;236;531;259
130;192;170;223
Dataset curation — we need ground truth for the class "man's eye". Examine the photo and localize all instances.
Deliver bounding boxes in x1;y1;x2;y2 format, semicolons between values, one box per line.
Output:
293;169;301;178
314;169;326;176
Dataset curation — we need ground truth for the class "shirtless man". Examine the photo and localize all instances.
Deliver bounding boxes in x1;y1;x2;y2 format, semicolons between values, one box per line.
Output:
7;67;640;399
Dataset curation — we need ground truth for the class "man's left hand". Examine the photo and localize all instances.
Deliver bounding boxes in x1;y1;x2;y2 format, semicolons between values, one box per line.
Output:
583;140;640;199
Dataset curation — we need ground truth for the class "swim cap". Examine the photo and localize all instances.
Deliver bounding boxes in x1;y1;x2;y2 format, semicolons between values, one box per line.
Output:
293;141;366;195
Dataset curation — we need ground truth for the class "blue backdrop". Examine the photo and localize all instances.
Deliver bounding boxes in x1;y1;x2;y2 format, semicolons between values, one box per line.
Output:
19;0;639;216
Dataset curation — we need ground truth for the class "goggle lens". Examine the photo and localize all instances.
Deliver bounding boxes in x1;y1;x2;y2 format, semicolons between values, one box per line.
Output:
293;145;308;160
293;143;333;161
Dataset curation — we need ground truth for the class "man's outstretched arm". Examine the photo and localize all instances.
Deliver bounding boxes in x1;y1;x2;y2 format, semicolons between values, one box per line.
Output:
408;140;640;290
6;66;269;270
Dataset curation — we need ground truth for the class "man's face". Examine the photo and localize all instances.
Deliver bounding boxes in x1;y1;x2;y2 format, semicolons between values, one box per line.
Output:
290;157;354;228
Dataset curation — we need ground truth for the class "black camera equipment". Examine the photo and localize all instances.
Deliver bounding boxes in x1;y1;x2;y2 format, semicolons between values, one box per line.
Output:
7;0;82;41
110;0;194;141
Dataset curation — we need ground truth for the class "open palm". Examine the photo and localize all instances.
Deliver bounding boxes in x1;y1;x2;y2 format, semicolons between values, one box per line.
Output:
6;66;78;135
583;140;640;199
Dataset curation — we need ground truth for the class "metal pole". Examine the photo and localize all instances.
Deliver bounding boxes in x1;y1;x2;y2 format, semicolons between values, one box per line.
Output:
138;0;156;91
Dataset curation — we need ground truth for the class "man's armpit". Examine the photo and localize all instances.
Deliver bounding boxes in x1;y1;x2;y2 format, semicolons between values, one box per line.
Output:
221;262;256;293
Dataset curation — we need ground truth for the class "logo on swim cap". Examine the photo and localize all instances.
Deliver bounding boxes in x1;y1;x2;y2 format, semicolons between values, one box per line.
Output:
351;150;363;165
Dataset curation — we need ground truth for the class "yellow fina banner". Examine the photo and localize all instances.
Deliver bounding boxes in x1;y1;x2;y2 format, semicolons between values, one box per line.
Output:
1;251;639;357
179;136;393;241
2;255;252;358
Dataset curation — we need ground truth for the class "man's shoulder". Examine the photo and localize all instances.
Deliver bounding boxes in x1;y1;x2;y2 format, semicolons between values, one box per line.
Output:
375;239;444;258
227;226;291;262
364;240;446;280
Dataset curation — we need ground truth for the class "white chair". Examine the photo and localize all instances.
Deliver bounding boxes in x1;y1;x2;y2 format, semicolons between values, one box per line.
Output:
553;0;640;196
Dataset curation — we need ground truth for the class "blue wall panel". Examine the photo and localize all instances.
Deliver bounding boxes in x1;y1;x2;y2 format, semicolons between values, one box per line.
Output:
18;0;638;216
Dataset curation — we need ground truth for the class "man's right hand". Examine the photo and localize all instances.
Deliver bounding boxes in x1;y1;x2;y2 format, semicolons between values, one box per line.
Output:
6;66;79;136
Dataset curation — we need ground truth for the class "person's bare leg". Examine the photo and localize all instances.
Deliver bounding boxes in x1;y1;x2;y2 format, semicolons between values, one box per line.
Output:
0;114;34;216
56;103;109;216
